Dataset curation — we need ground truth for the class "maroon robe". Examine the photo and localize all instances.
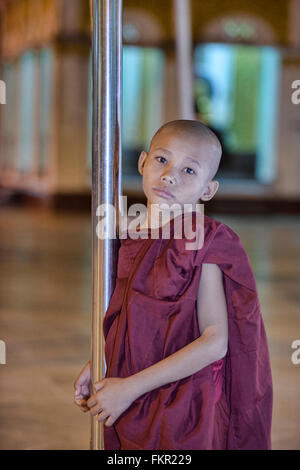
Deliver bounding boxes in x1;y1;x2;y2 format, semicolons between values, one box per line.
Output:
102;213;273;450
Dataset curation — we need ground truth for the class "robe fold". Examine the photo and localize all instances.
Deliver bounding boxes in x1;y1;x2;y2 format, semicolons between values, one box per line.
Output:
102;213;273;450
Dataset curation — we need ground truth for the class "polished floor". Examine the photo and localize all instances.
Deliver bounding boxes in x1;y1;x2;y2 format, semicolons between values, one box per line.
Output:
0;206;299;449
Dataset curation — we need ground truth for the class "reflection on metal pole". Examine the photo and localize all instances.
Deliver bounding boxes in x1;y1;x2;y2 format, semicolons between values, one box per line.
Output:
174;0;194;119
90;0;123;450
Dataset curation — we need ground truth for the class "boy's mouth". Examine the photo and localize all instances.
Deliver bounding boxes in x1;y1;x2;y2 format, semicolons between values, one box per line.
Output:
152;187;173;199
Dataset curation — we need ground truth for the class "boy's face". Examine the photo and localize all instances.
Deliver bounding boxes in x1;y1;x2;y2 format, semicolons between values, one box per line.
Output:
138;129;219;209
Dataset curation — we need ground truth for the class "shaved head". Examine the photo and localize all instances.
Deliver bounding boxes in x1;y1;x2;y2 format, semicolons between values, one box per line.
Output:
149;120;222;180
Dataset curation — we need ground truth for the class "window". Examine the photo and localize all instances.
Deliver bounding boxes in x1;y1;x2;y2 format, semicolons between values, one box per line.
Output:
87;46;165;177
194;43;280;182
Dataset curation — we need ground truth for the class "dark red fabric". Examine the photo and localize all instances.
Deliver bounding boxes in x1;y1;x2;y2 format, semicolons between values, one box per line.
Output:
102;213;273;450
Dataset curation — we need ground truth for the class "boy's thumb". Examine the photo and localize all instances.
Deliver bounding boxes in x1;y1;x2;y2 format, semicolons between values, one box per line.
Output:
93;380;105;393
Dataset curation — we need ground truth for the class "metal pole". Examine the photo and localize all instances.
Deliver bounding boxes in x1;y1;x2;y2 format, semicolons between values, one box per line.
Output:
174;0;194;119
90;0;123;450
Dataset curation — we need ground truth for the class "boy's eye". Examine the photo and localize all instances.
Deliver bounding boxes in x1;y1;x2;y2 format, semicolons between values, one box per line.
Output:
184;167;195;175
156;156;167;164
155;157;195;175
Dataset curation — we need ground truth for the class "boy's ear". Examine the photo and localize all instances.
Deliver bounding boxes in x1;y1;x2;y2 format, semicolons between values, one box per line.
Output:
201;180;219;201
138;150;148;175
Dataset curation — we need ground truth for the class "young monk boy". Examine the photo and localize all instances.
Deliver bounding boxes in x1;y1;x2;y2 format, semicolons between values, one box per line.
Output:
74;120;273;450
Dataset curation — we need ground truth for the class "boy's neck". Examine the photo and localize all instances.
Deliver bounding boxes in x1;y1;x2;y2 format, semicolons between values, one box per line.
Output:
139;202;197;230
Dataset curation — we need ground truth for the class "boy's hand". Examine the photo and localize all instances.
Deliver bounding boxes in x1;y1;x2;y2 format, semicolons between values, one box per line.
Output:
74;361;92;412
87;377;137;427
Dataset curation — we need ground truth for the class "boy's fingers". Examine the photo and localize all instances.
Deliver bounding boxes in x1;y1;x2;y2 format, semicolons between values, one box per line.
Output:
97;410;109;422
86;396;97;408
87;399;96;410
93;380;105;393
76;404;89;413
77;403;88;411
74;385;86;398
74;393;85;404
74;395;90;409
80;403;90;412
74;397;84;407
104;416;114;427
89;405;103;417
74;394;83;404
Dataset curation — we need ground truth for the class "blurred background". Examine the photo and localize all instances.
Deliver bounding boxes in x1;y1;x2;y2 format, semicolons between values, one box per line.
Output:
0;0;299;450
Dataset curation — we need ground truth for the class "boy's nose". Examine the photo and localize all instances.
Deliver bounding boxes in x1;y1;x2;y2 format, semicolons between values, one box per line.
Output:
161;174;176;184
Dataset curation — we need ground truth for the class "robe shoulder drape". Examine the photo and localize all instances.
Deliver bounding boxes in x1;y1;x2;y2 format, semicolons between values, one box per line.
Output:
102;213;273;450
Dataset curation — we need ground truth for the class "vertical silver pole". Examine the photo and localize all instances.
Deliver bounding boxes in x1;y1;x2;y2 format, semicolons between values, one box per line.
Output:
174;0;194;119
90;0;123;450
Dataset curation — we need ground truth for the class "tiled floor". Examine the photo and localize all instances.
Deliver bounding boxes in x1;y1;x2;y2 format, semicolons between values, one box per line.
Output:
0;207;299;449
